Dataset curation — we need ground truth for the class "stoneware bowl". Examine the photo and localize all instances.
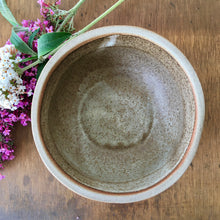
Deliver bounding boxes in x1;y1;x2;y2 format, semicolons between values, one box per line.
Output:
31;26;205;203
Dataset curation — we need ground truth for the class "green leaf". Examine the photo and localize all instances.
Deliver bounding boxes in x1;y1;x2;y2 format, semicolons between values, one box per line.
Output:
36;61;48;80
13;26;29;33
38;32;71;58
28;28;40;49
19;56;38;63
0;0;19;26
10;28;37;56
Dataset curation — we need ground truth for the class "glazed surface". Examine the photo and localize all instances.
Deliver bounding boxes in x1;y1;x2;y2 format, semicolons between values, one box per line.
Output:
40;35;195;192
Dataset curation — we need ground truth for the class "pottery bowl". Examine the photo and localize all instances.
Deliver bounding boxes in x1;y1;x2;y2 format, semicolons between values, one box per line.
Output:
32;26;205;203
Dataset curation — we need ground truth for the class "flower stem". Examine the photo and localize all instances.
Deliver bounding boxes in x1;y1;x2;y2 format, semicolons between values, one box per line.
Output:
57;0;86;32
75;0;125;36
67;0;86;13
21;60;41;72
21;0;125;73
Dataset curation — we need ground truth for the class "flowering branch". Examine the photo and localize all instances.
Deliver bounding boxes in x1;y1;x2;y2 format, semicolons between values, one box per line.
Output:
21;0;125;73
0;0;126;179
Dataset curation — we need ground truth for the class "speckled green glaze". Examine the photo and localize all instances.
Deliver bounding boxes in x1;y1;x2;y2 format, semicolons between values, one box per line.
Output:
32;26;205;203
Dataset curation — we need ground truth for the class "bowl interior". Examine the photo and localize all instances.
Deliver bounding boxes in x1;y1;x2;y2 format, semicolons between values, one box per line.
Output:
40;34;195;193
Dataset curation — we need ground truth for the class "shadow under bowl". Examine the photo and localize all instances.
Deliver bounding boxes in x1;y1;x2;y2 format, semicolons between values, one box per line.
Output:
32;26;205;203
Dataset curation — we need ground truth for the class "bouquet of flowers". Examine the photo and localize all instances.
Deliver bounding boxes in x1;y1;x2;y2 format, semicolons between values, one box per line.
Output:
0;0;125;180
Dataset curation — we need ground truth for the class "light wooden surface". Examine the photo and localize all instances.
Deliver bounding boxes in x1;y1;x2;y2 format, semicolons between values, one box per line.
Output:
0;0;219;219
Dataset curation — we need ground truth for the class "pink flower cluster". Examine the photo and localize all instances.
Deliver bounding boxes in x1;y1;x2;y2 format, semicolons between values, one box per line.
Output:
36;0;73;33
0;13;53;177
21;18;53;40
38;0;61;17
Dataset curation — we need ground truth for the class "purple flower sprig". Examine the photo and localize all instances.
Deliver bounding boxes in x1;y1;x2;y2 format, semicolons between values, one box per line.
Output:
0;0;126;179
0;17;52;177
0;0;69;178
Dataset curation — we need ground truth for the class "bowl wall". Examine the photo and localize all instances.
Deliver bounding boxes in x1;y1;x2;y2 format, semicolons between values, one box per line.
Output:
32;26;205;203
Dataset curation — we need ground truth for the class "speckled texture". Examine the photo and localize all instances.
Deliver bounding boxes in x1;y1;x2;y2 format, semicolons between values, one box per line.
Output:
40;34;195;193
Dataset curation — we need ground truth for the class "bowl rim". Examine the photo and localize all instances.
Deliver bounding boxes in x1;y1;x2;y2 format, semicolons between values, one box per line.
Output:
31;25;205;203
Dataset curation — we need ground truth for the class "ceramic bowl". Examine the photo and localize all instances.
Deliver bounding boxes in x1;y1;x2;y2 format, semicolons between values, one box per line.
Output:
31;26;205;203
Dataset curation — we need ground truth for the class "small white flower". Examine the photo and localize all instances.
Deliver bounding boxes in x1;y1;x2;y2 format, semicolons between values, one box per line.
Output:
0;95;11;109
27;89;33;97
18;85;26;93
8;62;14;69
0;62;6;69
3;62;10;69
9;94;19;106
14;56;22;63
6;71;15;80
0;79;10;91
0;52;10;61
